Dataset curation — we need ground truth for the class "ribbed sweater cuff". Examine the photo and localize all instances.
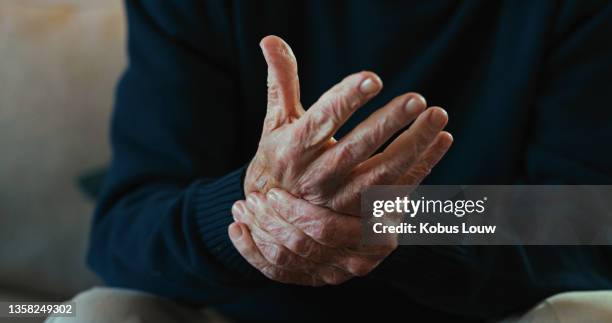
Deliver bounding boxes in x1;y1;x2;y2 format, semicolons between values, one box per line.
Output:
195;166;261;279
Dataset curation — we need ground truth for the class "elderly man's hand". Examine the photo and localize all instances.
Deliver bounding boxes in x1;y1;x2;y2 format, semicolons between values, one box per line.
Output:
229;189;397;286
234;35;452;286
244;35;453;216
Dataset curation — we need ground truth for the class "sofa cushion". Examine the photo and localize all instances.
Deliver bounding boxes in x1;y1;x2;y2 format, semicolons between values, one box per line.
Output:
0;1;125;297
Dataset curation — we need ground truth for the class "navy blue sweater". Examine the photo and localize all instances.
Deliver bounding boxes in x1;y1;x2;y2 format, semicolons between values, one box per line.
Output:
88;1;612;322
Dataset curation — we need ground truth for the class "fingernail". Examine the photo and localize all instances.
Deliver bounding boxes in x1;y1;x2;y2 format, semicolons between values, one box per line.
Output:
246;194;258;207
429;108;448;127
359;77;380;94
229;223;243;239
405;97;424;113
233;201;245;213
232;202;244;221
267;189;280;202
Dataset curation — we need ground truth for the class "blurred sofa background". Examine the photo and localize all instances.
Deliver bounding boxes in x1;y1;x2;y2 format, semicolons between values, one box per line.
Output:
0;0;125;312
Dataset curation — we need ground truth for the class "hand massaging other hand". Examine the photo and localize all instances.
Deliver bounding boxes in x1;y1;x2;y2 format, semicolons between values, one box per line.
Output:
231;35;453;285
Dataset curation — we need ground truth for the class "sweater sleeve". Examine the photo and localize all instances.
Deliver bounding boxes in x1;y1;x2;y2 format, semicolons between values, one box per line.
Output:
370;1;612;319
87;0;264;304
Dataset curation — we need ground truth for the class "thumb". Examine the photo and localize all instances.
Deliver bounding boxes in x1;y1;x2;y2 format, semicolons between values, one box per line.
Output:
260;35;303;132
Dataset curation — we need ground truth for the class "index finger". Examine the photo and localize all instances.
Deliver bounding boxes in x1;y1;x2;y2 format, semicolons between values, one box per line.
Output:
295;71;382;149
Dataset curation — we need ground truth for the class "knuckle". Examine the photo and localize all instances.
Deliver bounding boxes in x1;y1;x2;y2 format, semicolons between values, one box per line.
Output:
411;162;433;177
415;163;431;175
332;142;360;165
289;235;315;258
376;164;405;184
297;114;332;147
295;180;320;202
325;96;349;124
413;131;431;154
267;82;280;103
311;221;331;242
402;141;420;162
308;108;328;127
361;121;389;150
268;245;290;267
321;218;341;243
376;114;395;135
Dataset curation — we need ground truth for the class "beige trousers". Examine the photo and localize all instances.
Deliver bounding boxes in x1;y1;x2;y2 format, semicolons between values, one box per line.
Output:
45;287;612;323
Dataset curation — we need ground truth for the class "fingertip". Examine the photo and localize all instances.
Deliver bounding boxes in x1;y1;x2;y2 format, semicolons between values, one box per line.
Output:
439;131;454;148
260;35;284;49
228;222;243;240
371;73;383;89
267;188;290;213
404;92;427;114
408;92;427;108
358;71;383;94
358;71;383;89
441;131;453;142
428;106;448;128
260;35;295;60
267;188;281;202
231;201;246;220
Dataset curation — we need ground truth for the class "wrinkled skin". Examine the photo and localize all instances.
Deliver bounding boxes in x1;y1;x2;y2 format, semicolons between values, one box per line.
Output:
230;35;453;286
231;188;401;286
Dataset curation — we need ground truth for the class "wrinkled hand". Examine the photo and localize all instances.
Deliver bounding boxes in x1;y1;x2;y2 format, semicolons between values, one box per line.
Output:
233;35;453;286
244;35;453;215
229;189;397;286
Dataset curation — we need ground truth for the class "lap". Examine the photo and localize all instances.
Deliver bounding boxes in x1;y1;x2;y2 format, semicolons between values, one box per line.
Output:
44;287;211;323
46;287;612;323
499;290;612;323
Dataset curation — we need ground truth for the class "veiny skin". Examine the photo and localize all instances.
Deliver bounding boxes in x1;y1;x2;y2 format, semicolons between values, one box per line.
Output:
229;35;453;286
